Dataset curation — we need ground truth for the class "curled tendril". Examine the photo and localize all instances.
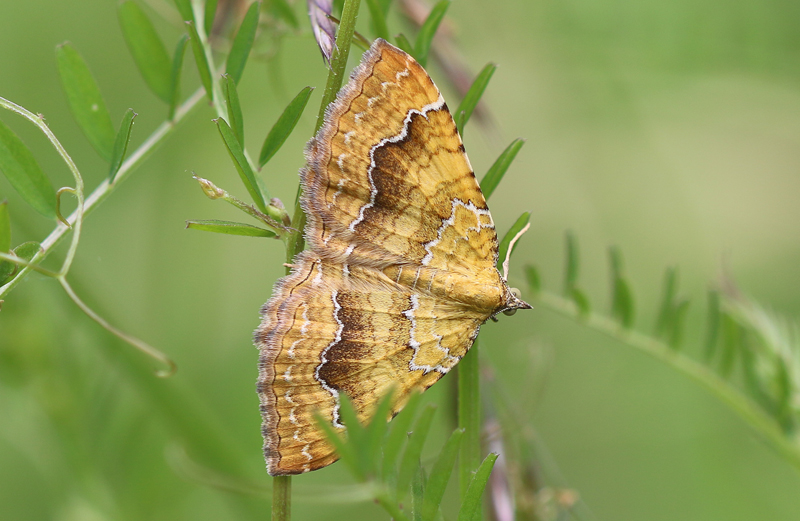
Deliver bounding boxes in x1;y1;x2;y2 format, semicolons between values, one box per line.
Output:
56;187;77;228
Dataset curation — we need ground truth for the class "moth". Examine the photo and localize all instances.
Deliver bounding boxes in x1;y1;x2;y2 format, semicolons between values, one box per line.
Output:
256;38;529;475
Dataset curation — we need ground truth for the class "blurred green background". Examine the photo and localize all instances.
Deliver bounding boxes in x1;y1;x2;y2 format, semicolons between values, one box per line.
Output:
1;0;800;519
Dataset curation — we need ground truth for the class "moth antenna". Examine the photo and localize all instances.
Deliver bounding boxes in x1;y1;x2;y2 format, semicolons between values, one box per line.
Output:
502;222;531;281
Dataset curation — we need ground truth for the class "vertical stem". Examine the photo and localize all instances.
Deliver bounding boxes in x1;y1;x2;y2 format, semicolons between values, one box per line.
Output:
458;337;482;516
272;475;291;521
286;0;363;263
274;0;363;518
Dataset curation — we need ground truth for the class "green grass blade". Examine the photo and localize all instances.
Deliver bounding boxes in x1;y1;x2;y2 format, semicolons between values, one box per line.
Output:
109;108;136;182
524;264;540;294
397;403;437;496
413;0;449;67
383;391;423;485
168;35;189;120
172;0;194;21
704;289;721;361
186;21;213;101
480;138;524;201
0;201;9;252
421;428;464;520
654;266;678;338
497;211;530;270
56;43;115;161
259;86;314;168
226;1;260;85
185;219;276;237
454;63;496;135
0;120;56;218
395;33;414;54
457;452;498;521
204;0;219;36
564;230;579;292
366;0;390;39
215;117;268;212
222;75;244;145
118;1;172;103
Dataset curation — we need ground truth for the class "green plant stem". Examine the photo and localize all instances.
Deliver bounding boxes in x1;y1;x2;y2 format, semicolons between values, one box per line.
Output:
533;289;800;472
458;338;482;510
272;475;291;521
0;87;206;300
286;0;362;263
273;0;362;515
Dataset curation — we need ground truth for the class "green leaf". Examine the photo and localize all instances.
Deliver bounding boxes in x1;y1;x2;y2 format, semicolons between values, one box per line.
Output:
267;0;299;29
609;247;635;328
172;0;194;21
704;289;721;362
338;393;369;480
222;75;244;145
457;452;498;521
480;138;524;201
421;428;463;520
1;241;41;285
226;1;260;85
773;356;793;429
454;63;496;135
383;391;423;485
524;264;540;294
186;21;213;101
204;0;219;36
569;286;591;317
0;262;13;287
668;299;690;349
13;241;41;262
395;33;414;54
364;387;396;478
413;0;449;67
109;109;136;182
654;266;678;338
168;35;189;120
612;277;635;328
118;1;173;103
564;230;579;292
185;219;275;237
259;86;314;168
719;312;740;377
0;201;9;252
313;411;358;476
0;119;56;218
0;201;10;282
215;118;267;212
497;211;530;270
366;0;390;40
56;43;115;161
397;403;436;496
411;466;426;521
